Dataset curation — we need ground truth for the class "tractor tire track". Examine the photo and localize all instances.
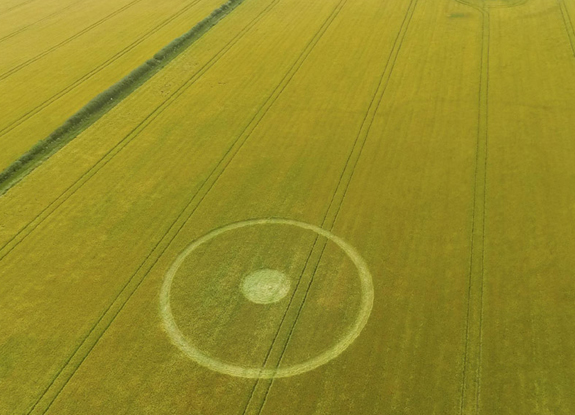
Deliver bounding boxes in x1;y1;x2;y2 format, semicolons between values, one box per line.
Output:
0;0;85;45
0;0;278;266
0;0;146;82
459;6;489;415
557;0;575;56
0;0;207;137
25;0;348;411
0;0;39;15
239;0;420;412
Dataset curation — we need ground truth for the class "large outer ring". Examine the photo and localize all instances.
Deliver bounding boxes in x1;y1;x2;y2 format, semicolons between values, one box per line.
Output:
159;218;374;379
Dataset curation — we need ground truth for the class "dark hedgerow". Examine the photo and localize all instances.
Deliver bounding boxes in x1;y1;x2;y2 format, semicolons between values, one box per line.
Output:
0;0;245;193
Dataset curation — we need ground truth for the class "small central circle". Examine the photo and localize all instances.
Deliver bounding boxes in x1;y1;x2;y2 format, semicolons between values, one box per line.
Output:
240;269;290;304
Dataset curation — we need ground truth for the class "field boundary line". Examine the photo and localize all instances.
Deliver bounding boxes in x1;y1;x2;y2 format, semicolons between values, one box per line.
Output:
24;0;355;410
240;0;420;412
0;0;207;139
460;6;489;415
0;0;147;81
0;0;259;264
0;0;85;44
557;0;575;56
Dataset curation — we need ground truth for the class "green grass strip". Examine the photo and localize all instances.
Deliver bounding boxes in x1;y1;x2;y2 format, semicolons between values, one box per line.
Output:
0;0;246;195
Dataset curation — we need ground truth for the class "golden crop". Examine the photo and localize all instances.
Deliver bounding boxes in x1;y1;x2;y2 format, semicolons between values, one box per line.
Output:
0;0;224;170
1;0;574;412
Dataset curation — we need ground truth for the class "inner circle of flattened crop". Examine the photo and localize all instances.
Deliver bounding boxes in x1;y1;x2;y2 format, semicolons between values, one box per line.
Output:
159;218;374;379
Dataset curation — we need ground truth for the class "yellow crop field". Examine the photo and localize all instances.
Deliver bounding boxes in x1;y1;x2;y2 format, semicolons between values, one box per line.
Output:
0;0;82;40
0;0;226;170
1;0;575;412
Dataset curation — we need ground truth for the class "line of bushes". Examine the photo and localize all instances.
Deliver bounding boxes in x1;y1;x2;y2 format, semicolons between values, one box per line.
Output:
0;0;246;193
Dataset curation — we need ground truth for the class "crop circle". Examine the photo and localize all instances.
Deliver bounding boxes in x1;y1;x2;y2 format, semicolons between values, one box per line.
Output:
160;218;374;378
240;269;290;304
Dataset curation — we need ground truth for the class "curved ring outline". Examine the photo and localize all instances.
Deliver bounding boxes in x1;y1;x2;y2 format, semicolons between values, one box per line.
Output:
159;218;374;378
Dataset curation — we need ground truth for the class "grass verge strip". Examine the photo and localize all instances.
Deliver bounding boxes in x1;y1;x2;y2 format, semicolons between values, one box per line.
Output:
0;0;246;196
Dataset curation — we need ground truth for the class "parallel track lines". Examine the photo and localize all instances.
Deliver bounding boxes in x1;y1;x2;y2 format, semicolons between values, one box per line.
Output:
0;0;276;266
26;0;353;412
0;0;39;14
27;0;283;408
0;0;85;44
0;0;207;137
460;7;490;415
557;0;575;56
0;0;146;82
240;0;420;412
